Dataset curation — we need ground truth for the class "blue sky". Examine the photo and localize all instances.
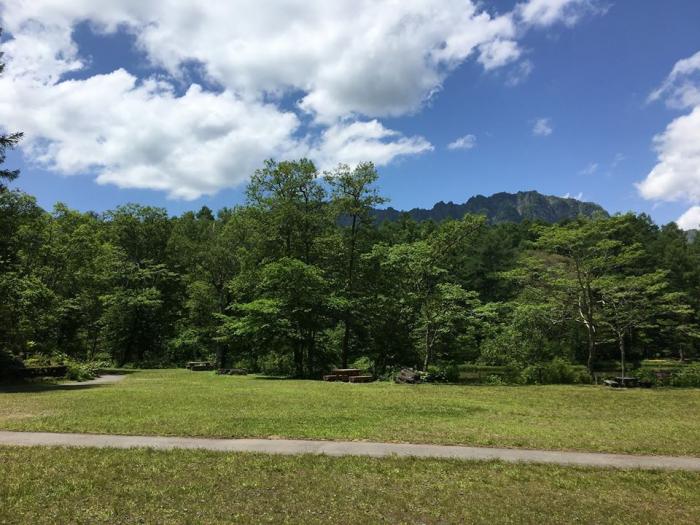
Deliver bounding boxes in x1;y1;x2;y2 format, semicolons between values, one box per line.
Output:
2;1;700;227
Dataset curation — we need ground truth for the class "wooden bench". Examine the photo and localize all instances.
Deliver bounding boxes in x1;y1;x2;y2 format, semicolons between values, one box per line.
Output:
324;368;374;383
348;375;374;383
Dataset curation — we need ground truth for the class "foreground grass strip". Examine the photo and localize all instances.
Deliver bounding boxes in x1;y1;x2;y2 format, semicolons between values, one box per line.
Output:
1;369;699;456
1;447;699;525
2;430;700;471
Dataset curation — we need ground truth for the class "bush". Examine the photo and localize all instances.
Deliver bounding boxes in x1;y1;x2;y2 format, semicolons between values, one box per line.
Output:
484;374;507;385
0;350;25;379
631;367;669;387
424;363;460;383
65;361;98;382
461;364;521;384
350;356;373;373
257;352;295;377
631;364;700;387
671;363;700;387
23;352;99;381
520;358;589;385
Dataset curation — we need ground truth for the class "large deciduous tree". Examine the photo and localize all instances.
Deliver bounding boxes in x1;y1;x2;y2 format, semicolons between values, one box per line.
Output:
327;162;386;368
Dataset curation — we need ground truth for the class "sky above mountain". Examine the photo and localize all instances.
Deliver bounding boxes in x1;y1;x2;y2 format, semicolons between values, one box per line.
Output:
1;0;699;228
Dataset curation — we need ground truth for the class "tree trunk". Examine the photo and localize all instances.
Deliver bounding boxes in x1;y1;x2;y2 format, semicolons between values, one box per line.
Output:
215;342;226;369
618;332;626;381
306;331;316;378
340;322;351;369
340;214;358;369
89;327;99;361
422;325;432;371
294;343;304;378
585;327;596;376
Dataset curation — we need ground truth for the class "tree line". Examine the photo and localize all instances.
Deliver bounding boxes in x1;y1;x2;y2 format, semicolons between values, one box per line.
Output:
1;35;699;380
2;158;700;378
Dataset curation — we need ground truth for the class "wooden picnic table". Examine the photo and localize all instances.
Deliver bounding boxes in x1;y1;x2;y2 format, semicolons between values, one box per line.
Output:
323;368;374;383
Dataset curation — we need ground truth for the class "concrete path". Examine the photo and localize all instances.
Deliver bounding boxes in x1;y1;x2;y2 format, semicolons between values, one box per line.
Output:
73;374;127;386
1;431;699;471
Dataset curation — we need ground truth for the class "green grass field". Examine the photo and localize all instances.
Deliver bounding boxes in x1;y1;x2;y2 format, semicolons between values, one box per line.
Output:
2;370;699;455
1;446;699;524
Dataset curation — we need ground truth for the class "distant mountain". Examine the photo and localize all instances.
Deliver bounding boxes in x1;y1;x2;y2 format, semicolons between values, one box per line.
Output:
371;191;608;225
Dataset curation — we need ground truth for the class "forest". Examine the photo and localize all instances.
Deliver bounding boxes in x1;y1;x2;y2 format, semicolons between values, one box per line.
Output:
2;158;700;382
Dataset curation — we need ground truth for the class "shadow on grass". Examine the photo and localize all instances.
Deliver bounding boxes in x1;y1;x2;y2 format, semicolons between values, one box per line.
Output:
250;375;299;381
0;382;113;393
0;374;129;393
96;368;140;375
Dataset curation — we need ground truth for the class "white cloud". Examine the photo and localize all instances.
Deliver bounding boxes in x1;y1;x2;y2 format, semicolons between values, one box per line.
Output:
677;206;700;230
579;162;598;175
0;0;600;198
637;51;700;206
637;106;700;202
532;117;553;136
506;59;534;86
648;50;700;110
0;71;302;199
477;39;521;71
447;134;477;151
311;120;433;172
1;1;524;122
516;0;604;28
563;191;583;200
611;153;625;169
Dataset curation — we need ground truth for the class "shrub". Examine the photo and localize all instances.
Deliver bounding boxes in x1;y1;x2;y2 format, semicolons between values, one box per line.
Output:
350;356;373;373
64;361;98;382
484;374;507;385
0;350;25;379
520;358;588;385
631;367;669;387
671;363;700;387
24;352;99;381
424;363;460;383
257;352;295;376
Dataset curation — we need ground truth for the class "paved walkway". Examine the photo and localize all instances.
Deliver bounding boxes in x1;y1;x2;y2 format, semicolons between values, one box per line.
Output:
1;431;699;471
73;374;128;386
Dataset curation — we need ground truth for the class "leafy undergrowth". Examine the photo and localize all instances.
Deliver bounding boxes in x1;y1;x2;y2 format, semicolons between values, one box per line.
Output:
1;369;699;455
1;446;699;525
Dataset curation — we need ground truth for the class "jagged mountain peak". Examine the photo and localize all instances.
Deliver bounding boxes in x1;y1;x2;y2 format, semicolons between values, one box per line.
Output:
372;190;608;225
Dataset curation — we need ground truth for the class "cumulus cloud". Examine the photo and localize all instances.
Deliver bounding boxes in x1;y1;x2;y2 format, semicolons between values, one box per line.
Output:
0;0;601;198
0;71;302;199
637;51;700;207
637;106;700;202
677;206;700;230
447;134;477;151
516;0;605;27
310;120;433;172
532;117;553;136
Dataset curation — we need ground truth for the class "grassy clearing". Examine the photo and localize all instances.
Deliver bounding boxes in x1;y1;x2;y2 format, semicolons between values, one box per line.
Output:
1;446;699;524
1;369;699;455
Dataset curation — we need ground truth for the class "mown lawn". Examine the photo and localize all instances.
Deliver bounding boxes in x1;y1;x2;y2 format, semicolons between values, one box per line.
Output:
1;446;699;524
1;369;699;455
